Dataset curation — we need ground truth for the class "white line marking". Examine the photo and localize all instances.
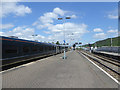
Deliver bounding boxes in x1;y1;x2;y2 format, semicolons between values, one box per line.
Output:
22;62;36;66
80;52;120;85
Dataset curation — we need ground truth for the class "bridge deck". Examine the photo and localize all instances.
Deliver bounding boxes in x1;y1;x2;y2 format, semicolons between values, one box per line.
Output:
2;51;118;88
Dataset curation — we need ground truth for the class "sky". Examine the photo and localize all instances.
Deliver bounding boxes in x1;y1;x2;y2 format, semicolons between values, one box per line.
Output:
0;2;118;45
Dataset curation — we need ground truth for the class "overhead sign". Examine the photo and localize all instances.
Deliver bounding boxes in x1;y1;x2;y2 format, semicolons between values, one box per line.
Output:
66;17;71;19
63;40;66;43
58;18;63;20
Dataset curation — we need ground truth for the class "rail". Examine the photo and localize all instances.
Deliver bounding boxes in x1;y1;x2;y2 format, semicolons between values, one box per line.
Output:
78;50;120;77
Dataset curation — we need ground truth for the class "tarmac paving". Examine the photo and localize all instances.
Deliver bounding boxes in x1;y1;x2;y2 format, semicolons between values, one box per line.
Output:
2;51;118;88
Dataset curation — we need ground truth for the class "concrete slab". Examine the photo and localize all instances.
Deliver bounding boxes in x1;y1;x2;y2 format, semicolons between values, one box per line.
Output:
2;51;118;88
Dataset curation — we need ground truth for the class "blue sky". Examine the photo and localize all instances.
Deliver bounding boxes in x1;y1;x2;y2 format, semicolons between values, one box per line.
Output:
1;2;118;45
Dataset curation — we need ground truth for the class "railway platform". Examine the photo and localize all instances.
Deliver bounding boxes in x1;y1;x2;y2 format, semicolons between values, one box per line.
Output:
2;51;119;88
93;51;120;57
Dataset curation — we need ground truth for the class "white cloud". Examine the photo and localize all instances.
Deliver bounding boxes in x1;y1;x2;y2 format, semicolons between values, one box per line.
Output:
94;33;106;39
108;15;118;19
0;24;14;29
107;29;118;37
7;26;34;38
70;15;77;19
34;7;66;26
40;12;58;24
35;22;88;44
53;7;65;16
46;22;88;44
107;29;118;33
52;29;62;32
1;26;45;41
34;35;45;40
48;24;63;32
0;2;32;18
43;31;51;34
33;7;76;28
0;31;4;36
66;15;77;19
93;28;103;32
32;7;88;44
107;9;118;19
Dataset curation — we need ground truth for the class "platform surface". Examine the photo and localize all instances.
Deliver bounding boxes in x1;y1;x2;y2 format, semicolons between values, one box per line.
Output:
2;51;118;88
95;51;120;56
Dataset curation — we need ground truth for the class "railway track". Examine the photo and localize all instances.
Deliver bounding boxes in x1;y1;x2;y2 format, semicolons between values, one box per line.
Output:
85;51;120;67
92;51;120;63
78;50;120;80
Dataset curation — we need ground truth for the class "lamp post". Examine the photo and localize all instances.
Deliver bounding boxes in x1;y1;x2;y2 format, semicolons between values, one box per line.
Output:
67;33;74;46
111;38;112;47
58;17;71;59
67;33;74;51
32;34;38;45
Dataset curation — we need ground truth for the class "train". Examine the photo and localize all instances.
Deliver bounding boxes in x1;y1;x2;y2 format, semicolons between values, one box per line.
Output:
0;36;70;68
